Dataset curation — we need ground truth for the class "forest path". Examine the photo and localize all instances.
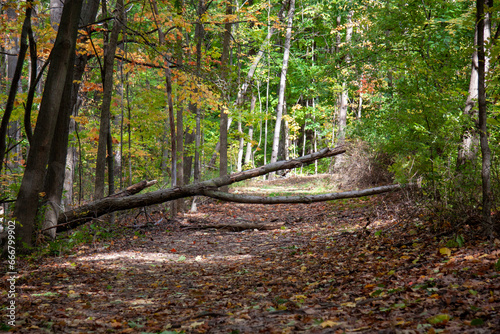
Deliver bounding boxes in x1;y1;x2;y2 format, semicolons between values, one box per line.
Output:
6;177;500;333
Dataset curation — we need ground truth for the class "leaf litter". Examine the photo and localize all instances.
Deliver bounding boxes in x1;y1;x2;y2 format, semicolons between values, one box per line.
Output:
2;182;500;333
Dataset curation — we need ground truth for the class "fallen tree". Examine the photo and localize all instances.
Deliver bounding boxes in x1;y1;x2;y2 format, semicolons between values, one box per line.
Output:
56;147;344;231
53;146;409;233
200;184;405;204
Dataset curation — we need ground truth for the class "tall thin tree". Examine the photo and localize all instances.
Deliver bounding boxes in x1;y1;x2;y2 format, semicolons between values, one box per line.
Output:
219;0;233;192
270;0;295;177
476;0;493;232
94;0;124;199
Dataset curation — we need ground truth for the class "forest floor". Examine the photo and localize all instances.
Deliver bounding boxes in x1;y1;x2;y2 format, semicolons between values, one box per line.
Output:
3;175;500;333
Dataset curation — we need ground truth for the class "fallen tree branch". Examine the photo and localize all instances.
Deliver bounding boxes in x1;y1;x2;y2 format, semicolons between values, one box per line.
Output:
200;184;407;204
56;146;346;231
108;180;158;198
182;221;285;231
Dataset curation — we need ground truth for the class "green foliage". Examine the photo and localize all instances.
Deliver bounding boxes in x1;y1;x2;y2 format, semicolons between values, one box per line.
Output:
495;258;500;272
446;234;465;248
44;222;114;256
1;0;498;237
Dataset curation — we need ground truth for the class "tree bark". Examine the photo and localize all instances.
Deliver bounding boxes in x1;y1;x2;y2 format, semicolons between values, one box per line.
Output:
0;1;32;174
334;10;353;169
94;0;124;200
244;94;256;166
476;0;493;232
50;0;64;29
13;0;84;250
107;180;157;198
202;184;405;204
457;0;491;168
55;147;346;231
219;0;233;192
207;1;285;168
42;0;100;239
193;0;205;185
149;0;177;214
270;0;295;176
237;119;244;172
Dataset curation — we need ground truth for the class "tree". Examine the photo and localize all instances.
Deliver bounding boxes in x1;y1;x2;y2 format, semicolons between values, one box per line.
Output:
0;1;32;175
270;0;295;177
13;0;84;250
476;0;493;232
334;9;353;169
43;0;100;238
457;0;492;168
94;0;124;200
219;0;233;192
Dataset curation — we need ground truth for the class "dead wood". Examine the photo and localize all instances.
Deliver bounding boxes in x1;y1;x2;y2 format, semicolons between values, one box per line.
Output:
200;184;408;204
182;221;285;231
55;147;346;232
108;180;157;198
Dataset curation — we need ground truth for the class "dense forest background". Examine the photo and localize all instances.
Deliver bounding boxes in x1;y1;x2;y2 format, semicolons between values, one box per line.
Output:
1;0;500;250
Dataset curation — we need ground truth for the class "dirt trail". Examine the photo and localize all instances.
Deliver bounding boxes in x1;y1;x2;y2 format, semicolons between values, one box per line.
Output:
3;185;500;333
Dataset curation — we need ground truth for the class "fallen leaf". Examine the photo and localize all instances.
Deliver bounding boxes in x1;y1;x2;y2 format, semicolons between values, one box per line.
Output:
427;313;450;325
440;247;451;256
321;320;342;328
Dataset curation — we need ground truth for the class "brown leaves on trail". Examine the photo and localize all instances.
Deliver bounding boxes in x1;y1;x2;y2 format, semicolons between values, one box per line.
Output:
3;191;500;333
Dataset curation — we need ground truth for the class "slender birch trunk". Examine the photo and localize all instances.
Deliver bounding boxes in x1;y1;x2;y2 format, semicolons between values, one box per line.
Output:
476;0;493;232
334;10;353;169
270;0;295;178
244;94;257;167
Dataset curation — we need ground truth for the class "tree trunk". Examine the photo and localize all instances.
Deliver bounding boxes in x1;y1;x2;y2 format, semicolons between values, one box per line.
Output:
207;1;285;168
50;0;64;29
237;119;244;171
270;0;295;177
457;1;491;168
94;0;123;199
175;88;185;212
334;10;353;169
203;184;405;204
219;0;233;192
193;0;205;185
43;0;100;239
476;0;493;232
149;0;177;214
0;2;31;175
283;104;290;161
13;0;84;250
244;94;256;166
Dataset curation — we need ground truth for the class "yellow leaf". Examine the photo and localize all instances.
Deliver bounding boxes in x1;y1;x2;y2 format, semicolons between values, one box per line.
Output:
352;326;371;332
189;321;204;328
321;320;341;328
291;294;307;301
427;313;450;325
341;302;357;308
439;247;452;256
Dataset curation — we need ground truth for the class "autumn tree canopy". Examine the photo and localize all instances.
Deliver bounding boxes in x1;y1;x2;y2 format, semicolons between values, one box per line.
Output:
1;0;499;249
